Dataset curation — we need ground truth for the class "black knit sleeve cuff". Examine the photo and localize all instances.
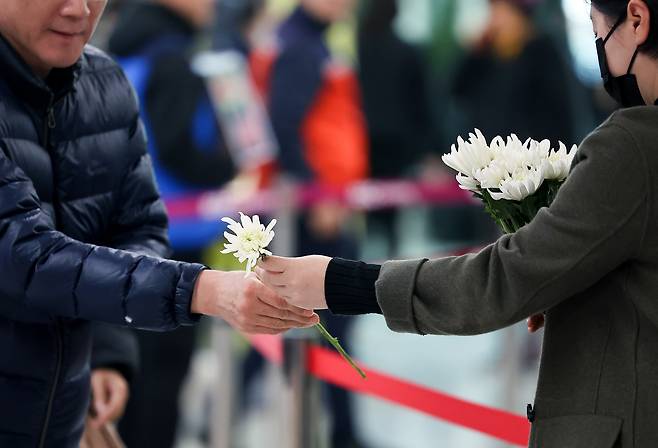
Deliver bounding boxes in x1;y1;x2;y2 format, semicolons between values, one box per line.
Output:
325;258;383;315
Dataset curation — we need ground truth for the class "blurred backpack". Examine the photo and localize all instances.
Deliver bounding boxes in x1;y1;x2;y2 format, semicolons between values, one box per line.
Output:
115;35;228;251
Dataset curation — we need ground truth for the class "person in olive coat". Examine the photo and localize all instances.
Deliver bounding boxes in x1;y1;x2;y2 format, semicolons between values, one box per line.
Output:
259;1;658;446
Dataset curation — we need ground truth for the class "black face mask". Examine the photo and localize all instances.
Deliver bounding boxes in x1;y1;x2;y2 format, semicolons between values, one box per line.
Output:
596;13;646;107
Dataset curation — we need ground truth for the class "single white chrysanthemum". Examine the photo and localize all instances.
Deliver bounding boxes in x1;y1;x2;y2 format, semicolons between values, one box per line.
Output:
490;166;545;201
456;173;480;192
474;159;509;190
442;128;494;183
221;213;276;274
541;142;578;181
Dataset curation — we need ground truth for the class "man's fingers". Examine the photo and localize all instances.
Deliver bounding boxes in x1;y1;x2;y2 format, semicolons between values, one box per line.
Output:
256;282;315;316
256;299;319;326
89;371;129;428
252;312;319;331
105;381;128;422
90;378;110;428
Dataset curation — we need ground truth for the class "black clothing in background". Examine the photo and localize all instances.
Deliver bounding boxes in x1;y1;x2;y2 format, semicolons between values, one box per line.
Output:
453;34;574;145
358;31;433;178
357;4;433;257
108;3;235;189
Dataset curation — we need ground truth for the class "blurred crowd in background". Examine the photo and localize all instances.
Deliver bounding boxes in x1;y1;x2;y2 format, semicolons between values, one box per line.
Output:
90;0;616;447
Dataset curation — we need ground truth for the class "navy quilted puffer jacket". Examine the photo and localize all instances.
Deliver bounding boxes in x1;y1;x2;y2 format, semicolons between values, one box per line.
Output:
0;34;205;447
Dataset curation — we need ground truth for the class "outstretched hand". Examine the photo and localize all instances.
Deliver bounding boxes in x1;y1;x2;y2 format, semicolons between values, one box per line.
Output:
256;255;332;311
191;270;319;334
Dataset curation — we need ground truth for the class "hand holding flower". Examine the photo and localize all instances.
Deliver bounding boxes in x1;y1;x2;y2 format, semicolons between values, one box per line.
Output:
256;255;331;311
191;270;319;335
220;213;365;378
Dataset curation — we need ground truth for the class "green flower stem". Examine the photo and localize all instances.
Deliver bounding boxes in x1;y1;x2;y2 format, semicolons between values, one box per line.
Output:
315;322;367;379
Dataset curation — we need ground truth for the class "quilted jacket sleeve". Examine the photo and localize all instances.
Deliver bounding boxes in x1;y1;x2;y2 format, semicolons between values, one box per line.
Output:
0;150;205;331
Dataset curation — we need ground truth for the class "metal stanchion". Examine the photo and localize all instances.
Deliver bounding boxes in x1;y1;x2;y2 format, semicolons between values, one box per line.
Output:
210;320;238;448
280;332;325;448
272;179;328;448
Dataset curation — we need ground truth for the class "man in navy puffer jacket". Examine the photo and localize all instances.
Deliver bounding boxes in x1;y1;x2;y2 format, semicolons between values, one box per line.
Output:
0;1;319;447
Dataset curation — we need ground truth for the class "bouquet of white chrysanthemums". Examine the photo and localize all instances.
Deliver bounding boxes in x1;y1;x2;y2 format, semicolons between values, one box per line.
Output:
442;129;578;233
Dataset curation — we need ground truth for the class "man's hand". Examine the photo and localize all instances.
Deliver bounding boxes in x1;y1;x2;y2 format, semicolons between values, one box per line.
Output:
191;270;319;334
89;369;129;429
256;255;331;311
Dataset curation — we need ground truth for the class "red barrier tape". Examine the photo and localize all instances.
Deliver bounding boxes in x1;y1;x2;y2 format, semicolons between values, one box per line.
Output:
165;179;476;220
248;334;530;447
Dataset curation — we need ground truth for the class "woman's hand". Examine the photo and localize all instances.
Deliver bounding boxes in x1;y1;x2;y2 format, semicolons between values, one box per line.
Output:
256;255;332;311
89;369;129;429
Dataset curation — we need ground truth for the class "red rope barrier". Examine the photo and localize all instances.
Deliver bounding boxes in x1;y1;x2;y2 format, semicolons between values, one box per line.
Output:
248;334;530;446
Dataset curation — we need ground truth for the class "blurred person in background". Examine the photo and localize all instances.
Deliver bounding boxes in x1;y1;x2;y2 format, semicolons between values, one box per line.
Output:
253;0;368;446
214;0;265;55
107;0;238;446
0;0;318;446
453;0;574;145
357;0;434;257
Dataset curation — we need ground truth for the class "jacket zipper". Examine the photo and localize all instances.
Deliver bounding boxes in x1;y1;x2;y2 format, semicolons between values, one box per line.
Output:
37;320;63;448
37;96;63;448
41;95;56;148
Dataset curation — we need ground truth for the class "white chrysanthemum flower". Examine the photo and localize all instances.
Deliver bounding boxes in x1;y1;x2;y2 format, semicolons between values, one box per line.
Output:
442;128;493;182
221;213;276;274
445;129;579;202
474;160;509;190
456;173;480;192
491;135;536;173
542;142;578;181
490;167;545;201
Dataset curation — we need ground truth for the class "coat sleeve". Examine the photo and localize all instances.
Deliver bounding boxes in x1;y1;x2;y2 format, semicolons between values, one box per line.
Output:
0;149;205;331
375;118;648;336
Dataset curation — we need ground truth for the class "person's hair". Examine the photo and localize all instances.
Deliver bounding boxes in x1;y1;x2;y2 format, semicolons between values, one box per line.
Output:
591;0;658;57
